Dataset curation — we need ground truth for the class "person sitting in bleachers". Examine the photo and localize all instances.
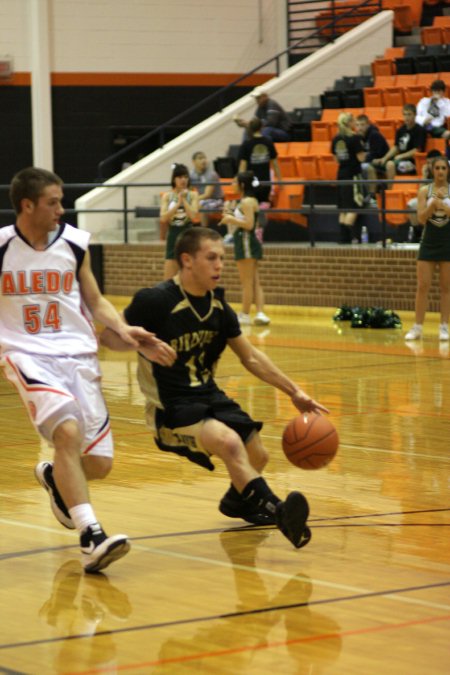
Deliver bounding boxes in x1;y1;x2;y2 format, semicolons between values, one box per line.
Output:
372;104;426;186
416;79;450;143
355;114;390;206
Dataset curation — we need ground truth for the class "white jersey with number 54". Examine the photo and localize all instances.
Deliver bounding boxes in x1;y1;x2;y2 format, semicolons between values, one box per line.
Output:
0;223;98;357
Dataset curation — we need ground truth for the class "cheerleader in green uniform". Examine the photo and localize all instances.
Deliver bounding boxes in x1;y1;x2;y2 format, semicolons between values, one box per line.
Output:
220;171;270;325
405;156;450;341
160;164;199;280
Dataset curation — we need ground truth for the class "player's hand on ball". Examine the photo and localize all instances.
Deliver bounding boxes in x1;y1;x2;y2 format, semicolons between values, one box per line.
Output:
291;390;329;415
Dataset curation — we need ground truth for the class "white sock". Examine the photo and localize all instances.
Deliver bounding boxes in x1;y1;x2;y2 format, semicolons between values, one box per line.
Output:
69;503;98;533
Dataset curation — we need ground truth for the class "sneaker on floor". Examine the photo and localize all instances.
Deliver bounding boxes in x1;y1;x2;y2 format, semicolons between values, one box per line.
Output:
237;312;251;325
34;461;75;530
275;491;311;549
254;311;271;326
219;490;276;526
405;324;423;341
81;523;130;574
439;323;449;341
223;234;234;245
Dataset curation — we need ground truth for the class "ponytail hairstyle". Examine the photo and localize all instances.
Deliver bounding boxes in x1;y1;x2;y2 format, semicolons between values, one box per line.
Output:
171;163;190;187
337;112;355;137
237;170;259;197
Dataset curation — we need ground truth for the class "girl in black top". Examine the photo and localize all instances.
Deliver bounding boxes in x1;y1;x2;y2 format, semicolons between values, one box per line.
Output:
331;113;365;243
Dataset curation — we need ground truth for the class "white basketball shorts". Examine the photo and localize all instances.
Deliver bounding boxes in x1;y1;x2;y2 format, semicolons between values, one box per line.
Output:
2;352;113;457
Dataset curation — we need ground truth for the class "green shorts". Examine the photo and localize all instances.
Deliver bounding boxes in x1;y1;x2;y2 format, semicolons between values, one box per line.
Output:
428;126;447;139
165;223;192;260
233;229;262;261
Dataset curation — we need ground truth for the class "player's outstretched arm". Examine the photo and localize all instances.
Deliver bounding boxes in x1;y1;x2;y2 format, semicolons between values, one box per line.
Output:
100;326;176;366
228;335;329;415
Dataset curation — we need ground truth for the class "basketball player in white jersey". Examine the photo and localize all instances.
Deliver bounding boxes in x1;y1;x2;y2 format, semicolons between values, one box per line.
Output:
0;167;175;573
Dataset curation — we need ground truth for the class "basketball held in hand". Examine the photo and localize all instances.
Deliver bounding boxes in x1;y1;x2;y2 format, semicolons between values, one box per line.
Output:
282;412;339;470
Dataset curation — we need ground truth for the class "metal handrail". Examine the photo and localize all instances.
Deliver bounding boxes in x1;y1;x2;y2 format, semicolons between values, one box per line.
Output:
0;174;422;248
97;0;381;179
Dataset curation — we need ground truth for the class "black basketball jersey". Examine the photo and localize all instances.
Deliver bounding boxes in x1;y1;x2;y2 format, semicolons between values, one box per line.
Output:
124;276;241;410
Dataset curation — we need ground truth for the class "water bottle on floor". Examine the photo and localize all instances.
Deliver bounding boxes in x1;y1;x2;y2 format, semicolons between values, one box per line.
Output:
361;226;369;244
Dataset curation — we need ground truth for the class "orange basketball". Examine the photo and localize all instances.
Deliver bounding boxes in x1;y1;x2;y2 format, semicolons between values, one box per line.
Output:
282;412;339;470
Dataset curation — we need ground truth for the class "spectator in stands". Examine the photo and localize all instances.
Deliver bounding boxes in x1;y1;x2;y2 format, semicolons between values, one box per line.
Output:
189;151;224;230
416;79;450;142
331;112;366;244
237;118;282;205
355;114;390;206
219;171;270;326
160;163;199;280
372;104;426;185
233;89;291;143
405;155;450;342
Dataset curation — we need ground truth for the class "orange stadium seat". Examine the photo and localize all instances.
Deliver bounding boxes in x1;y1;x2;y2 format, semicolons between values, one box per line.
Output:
384;87;406;106
373;119;397;143
414;152;428;176
318;154;338;180
443;27;450;44
287;142;310;156
404;85;427;104
277;156;299;178
296;156;321;180
416;73;437;87
391;178;421;192
382;1;414;33
433;16;450;27
396;74;418;87
380;190;408;226
274;142;290;157
308;141;332;155
364;88;384;107
220;179;240;201
271;184;306;226
321;109;340;122
375;75;397;89
364;107;385;120
384;106;404;122
426;137;446;153
421;27;443;45
384;47;405;60
311;121;334;142
372;59;394;77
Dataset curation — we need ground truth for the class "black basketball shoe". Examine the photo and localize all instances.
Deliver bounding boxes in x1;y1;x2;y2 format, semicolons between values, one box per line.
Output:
275;491;312;549
80;523;130;574
35;461;75;529
219;487;276;526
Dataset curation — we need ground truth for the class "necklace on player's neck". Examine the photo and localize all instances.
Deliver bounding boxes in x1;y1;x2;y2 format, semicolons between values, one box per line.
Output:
176;275;214;322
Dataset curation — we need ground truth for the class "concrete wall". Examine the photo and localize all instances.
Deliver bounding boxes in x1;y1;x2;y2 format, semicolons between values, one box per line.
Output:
0;0;284;74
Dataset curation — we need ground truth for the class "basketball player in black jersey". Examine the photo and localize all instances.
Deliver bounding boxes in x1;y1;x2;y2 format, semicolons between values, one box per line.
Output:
101;228;328;549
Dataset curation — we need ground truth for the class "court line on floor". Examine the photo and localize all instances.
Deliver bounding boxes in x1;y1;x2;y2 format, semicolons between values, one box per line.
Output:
132;542;450;611
1;506;448;560
63;612;450;674
262;434;450;461
1;581;449;654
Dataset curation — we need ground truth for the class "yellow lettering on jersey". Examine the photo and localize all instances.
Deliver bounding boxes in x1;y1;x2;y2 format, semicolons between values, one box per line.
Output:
169;330;218;353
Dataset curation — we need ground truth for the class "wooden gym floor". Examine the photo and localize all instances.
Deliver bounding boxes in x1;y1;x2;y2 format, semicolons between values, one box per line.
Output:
0;303;449;674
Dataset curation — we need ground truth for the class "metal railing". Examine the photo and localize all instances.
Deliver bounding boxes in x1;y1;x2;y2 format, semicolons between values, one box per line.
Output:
97;0;382;179
0;177;423;247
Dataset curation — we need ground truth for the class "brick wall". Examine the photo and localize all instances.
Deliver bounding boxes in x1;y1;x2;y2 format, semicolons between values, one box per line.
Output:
102;243;441;312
